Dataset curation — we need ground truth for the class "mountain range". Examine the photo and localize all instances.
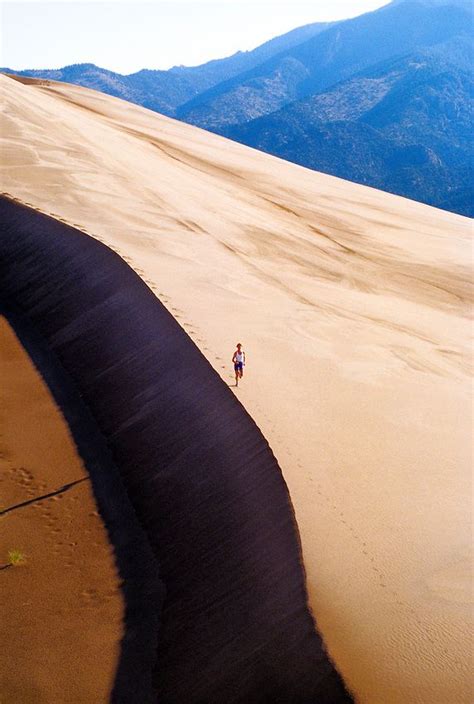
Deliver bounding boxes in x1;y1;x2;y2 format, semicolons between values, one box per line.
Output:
1;21;332;117
224;36;473;215
3;0;472;216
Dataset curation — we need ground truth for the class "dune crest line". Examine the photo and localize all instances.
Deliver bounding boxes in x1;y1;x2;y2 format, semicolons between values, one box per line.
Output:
0;196;352;703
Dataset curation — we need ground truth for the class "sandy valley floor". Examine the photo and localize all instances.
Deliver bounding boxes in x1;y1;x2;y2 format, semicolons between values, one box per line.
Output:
0;316;123;703
1;73;472;703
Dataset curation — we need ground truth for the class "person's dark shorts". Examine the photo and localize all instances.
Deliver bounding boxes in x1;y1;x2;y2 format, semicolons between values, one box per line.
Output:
234;362;243;372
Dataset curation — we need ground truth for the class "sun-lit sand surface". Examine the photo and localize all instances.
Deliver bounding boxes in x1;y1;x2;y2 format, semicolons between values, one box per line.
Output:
0;316;123;703
1;73;472;703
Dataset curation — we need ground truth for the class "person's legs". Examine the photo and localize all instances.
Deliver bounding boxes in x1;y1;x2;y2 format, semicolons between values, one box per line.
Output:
234;364;239;386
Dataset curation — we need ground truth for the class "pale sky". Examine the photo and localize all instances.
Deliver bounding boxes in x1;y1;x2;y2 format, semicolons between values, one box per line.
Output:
2;1;392;74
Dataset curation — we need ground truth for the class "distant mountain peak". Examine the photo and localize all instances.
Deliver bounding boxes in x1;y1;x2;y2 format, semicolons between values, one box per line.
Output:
390;0;472;7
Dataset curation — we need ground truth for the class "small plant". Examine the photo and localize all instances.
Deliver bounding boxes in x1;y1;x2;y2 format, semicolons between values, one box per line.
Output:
8;549;26;566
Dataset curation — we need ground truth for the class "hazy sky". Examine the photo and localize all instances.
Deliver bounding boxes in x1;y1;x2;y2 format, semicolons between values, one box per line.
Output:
2;0;391;74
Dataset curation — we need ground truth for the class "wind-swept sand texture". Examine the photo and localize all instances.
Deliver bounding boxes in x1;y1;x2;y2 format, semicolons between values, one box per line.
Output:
0;316;123;703
0;197;351;703
0;73;472;703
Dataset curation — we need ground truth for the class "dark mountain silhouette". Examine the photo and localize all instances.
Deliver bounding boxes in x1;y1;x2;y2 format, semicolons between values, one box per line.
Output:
0;21;332;117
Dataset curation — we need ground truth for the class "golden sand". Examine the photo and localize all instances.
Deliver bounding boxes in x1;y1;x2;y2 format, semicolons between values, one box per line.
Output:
0;316;123;703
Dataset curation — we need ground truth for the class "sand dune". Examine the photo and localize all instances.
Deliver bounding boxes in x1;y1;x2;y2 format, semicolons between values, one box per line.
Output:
1;197;351;703
0;73;472;703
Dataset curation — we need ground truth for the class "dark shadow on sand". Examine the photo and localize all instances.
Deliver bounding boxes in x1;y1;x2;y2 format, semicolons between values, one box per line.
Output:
1;476;89;516
0;196;353;704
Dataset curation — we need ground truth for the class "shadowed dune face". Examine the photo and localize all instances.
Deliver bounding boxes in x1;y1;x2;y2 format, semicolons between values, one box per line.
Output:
0;196;352;703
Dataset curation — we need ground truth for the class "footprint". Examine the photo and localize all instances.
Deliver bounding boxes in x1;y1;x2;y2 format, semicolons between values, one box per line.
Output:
81;588;97;598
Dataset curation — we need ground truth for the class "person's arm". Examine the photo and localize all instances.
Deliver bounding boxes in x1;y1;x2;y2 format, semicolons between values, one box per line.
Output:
232;351;236;363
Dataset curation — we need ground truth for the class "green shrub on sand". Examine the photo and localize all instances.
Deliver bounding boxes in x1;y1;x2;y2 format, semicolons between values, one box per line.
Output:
7;549;26;566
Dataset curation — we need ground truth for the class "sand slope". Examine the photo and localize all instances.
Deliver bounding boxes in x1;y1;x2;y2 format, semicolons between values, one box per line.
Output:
0;316;123;703
1;73;472;703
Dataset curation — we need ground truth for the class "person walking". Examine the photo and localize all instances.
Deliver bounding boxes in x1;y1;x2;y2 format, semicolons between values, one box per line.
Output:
232;343;246;387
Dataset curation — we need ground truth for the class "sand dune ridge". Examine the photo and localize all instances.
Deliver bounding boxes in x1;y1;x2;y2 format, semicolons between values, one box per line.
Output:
0;74;472;703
